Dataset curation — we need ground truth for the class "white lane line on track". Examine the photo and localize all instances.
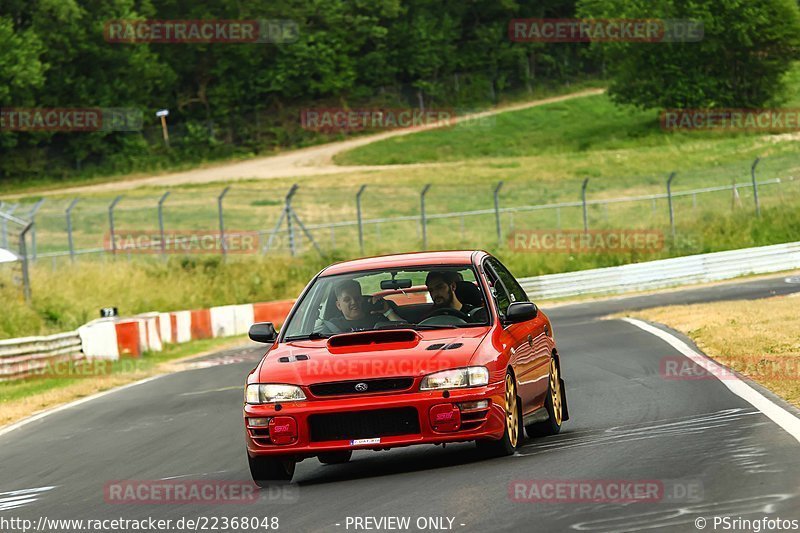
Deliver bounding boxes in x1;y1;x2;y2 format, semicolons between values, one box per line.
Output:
179;385;243;396
0;375;164;440
0;486;55;512
622;317;800;445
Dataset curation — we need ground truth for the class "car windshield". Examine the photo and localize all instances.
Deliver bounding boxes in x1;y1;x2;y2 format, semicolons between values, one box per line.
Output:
281;265;490;340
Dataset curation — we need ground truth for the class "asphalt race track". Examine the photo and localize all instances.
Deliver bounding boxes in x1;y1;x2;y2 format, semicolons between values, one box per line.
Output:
2;274;799;532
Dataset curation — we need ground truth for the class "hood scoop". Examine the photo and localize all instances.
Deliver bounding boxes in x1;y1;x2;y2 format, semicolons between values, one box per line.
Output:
327;329;421;353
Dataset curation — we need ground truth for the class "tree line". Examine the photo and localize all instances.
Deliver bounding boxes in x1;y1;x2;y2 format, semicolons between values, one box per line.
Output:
0;0;797;185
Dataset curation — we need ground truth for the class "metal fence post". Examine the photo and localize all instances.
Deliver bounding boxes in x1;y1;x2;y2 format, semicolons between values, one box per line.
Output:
264;184;299;254
286;185;299;256
66;198;80;262
158;191;170;257
19;222;33;303
25;199;45;261
751;157;761;217
493;181;504;246
420;184;432;250
108;195;124;255
667;172;677;240
356;185;367;255
581;178;590;234
218;187;231;257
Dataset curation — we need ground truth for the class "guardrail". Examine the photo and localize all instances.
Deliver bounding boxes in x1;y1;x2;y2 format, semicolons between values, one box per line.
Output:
519;241;800;300
0;331;84;381
3;243;799;380
0;300;295;381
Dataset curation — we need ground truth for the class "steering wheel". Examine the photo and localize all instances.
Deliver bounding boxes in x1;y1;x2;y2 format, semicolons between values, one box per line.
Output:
467;306;486;319
427;308;471;321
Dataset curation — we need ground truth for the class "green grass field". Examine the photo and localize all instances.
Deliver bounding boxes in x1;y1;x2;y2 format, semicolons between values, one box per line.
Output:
1;69;799;339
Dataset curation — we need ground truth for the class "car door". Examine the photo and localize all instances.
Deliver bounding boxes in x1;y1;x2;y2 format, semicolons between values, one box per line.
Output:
487;257;551;415
482;259;535;411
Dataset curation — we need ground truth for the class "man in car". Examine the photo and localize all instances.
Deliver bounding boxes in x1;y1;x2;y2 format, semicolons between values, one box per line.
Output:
330;279;403;331
424;271;476;319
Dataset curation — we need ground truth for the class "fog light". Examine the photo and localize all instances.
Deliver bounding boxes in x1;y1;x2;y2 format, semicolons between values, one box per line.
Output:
429;404;461;432
458;400;489;411
248;417;271;427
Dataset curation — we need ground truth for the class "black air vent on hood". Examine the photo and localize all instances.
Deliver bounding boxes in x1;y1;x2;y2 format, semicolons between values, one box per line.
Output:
278;354;309;362
426;342;463;351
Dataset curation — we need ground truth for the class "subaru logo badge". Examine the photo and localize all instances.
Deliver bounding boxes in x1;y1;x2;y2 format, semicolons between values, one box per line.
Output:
355;382;368;392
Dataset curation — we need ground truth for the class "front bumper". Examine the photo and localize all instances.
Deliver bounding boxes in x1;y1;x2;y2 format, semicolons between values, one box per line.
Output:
244;382;506;457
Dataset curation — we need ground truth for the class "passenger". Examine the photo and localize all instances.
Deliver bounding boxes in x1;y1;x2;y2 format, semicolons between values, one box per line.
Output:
330;279;402;331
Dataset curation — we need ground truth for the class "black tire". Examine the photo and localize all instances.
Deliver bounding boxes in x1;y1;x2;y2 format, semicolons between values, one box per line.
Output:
318;451;353;465
477;372;523;457
248;454;295;486
525;357;564;438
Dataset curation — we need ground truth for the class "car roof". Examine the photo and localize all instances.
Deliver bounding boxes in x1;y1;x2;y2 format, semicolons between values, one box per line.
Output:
320;250;489;277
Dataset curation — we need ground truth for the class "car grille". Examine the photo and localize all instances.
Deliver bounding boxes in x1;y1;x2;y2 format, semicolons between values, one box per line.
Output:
309;378;414;397
308;407;420;442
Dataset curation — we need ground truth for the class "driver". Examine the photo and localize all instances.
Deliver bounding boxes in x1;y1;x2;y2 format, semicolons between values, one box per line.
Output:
423;271;476;319
329;279;403;331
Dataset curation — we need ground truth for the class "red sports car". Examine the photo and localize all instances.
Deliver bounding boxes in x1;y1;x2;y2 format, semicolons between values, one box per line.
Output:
243;250;568;484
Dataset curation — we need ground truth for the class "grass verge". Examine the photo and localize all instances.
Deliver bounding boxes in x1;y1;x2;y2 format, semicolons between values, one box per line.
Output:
0;335;251;428
621;295;800;408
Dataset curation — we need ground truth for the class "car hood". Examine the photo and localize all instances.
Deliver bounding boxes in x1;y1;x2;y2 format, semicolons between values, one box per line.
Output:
254;327;490;386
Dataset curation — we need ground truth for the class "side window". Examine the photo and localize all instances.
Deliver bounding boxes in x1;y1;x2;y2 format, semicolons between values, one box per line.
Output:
483;260;511;315
488;258;528;305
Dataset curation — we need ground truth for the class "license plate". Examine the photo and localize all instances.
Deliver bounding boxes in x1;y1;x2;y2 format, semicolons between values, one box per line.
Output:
350;437;380;445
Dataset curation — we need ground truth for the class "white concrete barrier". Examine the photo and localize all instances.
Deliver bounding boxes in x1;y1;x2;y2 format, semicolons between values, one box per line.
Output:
158;313;172;344
233;304;255;335
78;320;119;360
172;311;192;343
137;314;163;352
210;305;238;338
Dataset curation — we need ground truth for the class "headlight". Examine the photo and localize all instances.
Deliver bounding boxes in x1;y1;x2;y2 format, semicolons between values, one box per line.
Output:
245;384;306;404
420;367;489;390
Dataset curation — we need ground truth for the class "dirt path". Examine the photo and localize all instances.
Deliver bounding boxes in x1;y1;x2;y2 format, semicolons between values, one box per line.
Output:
12;88;605;197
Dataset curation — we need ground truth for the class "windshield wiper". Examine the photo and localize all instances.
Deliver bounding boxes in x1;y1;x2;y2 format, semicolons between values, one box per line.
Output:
285;332;331;341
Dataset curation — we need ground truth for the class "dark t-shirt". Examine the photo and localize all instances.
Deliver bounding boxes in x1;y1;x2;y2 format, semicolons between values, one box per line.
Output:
329;313;382;332
422;303;476;321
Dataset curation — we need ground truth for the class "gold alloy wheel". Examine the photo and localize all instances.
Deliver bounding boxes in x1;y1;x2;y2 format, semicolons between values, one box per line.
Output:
550;358;563;426
505;374;519;447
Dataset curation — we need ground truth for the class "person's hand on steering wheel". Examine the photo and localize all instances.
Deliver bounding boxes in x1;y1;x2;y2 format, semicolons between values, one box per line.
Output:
369;296;402;321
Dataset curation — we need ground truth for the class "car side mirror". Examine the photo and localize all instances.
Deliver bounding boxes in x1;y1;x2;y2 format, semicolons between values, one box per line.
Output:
505;302;538;323
249;322;278;343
